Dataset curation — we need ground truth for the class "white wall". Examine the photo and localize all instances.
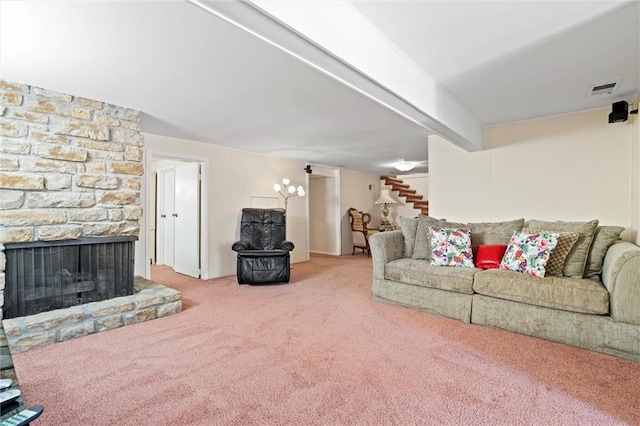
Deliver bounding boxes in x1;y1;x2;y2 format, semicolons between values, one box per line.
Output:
309;176;337;255
138;133;309;279
339;169;382;254
429;107;636;241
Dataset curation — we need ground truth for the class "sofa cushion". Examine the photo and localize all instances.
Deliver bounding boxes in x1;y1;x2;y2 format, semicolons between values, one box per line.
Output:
428;227;474;267
473;269;610;314
526;219;599;278
412;217;465;260
523;229;579;277
467;219;524;252
399;216;419;258
583;226;625;278
385;258;479;294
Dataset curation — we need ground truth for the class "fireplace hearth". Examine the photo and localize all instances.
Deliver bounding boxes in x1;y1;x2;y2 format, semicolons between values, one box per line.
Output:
3;237;136;319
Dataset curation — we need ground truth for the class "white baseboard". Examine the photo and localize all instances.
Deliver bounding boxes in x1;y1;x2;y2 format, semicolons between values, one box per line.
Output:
309;250;338;256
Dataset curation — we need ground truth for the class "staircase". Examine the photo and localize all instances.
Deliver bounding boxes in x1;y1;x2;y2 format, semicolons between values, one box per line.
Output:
382;176;429;215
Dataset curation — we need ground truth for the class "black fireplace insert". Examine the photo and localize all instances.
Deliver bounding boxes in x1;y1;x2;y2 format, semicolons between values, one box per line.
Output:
3;236;136;319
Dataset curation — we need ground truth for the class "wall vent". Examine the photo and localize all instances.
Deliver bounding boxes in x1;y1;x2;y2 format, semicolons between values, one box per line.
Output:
587;80;622;96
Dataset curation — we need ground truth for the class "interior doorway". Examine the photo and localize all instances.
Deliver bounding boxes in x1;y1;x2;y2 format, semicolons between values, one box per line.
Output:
149;156;205;279
307;165;341;256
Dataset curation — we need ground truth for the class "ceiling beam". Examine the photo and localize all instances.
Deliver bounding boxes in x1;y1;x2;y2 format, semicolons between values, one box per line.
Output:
190;0;484;152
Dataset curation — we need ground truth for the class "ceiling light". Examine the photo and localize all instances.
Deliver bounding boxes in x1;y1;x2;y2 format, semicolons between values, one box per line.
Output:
394;161;415;172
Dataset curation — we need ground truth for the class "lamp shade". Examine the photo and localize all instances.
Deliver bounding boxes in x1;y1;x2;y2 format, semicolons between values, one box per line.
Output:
375;189;397;205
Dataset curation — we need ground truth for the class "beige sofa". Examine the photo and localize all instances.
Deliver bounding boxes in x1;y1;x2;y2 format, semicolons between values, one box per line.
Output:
369;217;640;362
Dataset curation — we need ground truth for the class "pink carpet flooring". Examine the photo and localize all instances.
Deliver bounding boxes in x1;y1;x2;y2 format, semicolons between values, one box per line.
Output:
11;255;640;425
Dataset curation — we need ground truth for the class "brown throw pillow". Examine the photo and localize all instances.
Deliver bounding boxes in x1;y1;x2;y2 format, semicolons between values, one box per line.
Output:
526;219;599;278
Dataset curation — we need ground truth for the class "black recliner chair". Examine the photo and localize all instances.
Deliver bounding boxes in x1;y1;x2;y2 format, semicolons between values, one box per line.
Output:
231;208;294;284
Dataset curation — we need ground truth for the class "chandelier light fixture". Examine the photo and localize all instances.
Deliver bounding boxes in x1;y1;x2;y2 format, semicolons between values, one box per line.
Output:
273;178;305;211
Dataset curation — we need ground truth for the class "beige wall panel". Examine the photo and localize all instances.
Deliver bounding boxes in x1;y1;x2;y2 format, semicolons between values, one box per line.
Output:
430;107;635;240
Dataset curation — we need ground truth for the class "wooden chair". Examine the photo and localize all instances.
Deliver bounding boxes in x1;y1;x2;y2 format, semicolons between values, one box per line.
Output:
348;208;379;256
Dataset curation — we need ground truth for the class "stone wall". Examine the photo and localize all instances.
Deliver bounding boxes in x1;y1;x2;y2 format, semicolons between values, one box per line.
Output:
0;79;144;320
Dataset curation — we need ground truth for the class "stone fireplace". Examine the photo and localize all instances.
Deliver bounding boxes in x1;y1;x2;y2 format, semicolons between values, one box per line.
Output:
0;79;143;315
0;81;180;367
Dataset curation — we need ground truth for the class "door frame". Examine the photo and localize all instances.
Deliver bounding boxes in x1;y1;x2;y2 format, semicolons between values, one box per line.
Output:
145;150;209;280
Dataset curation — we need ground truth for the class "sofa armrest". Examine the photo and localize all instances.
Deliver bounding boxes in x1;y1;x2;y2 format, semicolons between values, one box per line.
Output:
602;241;640;324
368;230;404;280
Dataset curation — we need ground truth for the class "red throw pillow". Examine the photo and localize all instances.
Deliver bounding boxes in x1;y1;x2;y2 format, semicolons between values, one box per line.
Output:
475;245;508;269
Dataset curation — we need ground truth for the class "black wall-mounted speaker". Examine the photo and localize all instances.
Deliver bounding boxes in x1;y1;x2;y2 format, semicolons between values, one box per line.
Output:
608;101;628;123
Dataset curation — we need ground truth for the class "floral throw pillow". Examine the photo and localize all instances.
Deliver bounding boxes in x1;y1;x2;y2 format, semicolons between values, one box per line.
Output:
428;227;474;268
522;228;579;276
500;231;559;277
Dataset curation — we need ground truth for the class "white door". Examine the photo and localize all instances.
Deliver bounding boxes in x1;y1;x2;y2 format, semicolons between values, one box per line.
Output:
157;167;175;267
173;163;200;278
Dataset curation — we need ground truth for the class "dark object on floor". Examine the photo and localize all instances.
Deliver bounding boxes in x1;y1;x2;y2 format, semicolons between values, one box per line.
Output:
0;405;44;426
232;208;294;284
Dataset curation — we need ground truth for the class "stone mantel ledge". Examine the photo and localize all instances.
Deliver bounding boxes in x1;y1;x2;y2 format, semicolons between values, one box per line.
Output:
1;276;182;354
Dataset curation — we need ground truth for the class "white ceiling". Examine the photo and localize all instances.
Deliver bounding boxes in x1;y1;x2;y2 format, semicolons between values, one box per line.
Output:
1;1;638;176
351;1;639;125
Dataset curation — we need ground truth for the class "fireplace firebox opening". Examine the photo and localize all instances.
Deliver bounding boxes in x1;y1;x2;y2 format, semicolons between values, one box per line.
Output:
3;237;136;319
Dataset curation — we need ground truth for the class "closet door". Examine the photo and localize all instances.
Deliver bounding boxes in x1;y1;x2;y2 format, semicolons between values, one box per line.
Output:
173;163;200;278
156;167;175;267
